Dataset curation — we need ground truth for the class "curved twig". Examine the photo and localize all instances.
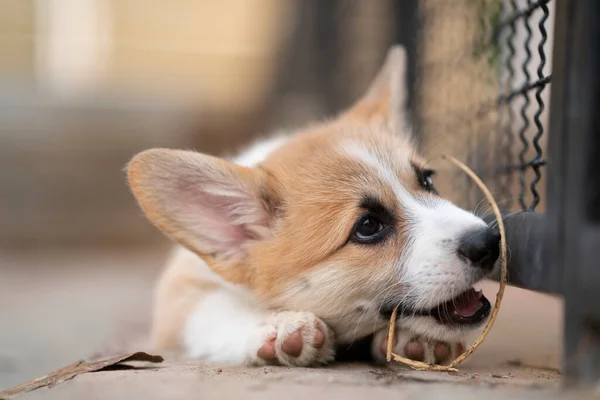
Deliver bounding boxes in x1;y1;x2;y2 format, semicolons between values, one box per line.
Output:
386;155;508;372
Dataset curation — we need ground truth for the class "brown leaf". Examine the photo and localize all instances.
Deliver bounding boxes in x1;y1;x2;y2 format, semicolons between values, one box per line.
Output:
0;352;163;400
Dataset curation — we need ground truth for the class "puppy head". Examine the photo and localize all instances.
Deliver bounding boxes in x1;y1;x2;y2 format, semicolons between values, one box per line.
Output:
127;46;499;343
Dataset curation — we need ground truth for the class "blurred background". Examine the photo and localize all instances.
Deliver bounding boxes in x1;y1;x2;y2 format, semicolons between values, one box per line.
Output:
0;0;560;391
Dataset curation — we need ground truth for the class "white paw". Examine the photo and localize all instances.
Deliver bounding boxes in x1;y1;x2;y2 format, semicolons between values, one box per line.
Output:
255;311;335;367
371;327;465;366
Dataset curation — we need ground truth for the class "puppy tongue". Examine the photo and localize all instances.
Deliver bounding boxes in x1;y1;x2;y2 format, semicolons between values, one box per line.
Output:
452;289;483;318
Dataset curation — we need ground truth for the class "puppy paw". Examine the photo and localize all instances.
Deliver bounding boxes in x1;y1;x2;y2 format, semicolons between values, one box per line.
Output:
256;312;335;367
371;327;465;366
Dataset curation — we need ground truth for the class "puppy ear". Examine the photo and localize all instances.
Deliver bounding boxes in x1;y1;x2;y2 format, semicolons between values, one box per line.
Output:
342;45;412;138
127;149;274;261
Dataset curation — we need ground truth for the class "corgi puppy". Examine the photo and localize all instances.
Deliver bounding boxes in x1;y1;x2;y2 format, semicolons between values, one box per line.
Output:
127;45;499;367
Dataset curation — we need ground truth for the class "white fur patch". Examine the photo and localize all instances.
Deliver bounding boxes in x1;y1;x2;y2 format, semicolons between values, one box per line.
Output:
399;200;487;311
233;134;290;167
340;140;414;208
184;284;269;365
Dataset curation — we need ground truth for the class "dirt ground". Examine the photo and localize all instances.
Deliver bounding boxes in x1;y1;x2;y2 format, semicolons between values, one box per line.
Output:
0;246;573;399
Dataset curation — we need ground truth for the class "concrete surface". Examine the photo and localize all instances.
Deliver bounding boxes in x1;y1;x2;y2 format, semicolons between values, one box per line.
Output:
0;246;568;398
18;363;569;400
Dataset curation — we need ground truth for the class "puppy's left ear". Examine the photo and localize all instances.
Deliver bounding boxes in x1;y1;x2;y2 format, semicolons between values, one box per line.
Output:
341;45;412;138
127;149;276;265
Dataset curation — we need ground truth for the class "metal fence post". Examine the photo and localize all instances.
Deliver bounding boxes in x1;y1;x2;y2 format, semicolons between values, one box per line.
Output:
547;0;600;387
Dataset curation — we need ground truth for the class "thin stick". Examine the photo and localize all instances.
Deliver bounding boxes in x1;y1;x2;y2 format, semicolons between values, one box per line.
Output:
386;307;397;362
390;354;459;372
386;155;508;372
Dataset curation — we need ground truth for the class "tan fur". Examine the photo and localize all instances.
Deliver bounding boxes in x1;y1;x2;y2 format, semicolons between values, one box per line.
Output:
151;253;216;349
249;125;424;302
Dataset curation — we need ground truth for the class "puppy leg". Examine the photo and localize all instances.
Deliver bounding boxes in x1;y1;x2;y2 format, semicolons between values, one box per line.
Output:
183;290;334;366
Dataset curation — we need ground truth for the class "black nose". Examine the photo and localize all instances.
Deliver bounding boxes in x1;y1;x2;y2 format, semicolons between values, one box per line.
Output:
458;227;501;270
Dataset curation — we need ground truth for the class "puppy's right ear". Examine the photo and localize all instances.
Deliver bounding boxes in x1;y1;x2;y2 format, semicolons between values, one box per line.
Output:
341;45;412;139
127;149;275;262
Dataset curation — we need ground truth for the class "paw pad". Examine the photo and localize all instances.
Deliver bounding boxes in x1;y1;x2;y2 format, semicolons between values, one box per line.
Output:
281;329;304;357
256;314;334;366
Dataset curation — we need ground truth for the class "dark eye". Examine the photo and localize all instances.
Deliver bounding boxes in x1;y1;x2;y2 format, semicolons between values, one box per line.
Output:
422;175;433;189
419;169;436;192
353;213;386;243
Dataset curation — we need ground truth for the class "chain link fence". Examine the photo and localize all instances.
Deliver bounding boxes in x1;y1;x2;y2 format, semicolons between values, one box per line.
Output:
417;0;555;214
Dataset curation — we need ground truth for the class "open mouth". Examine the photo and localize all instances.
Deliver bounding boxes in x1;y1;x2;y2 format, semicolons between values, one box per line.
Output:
387;288;491;326
428;288;491;325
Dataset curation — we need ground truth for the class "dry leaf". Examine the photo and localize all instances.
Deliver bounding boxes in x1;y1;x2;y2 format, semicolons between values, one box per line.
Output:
0;352;163;400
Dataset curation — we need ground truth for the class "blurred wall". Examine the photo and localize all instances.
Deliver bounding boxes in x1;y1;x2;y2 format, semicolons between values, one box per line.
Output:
0;0;291;247
0;1;35;79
